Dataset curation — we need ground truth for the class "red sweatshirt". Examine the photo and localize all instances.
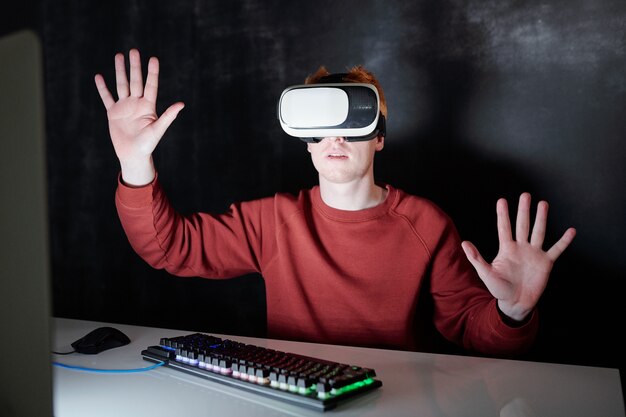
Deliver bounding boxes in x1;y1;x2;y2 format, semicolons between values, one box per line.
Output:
115;175;538;355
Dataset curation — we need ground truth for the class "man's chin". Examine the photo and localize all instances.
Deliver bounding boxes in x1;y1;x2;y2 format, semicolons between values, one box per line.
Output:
319;172;358;184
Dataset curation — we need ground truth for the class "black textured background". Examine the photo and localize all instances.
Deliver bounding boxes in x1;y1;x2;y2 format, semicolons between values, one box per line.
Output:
3;0;624;380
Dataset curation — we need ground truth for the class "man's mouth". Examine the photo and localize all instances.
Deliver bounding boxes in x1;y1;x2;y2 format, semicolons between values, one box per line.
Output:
327;153;348;160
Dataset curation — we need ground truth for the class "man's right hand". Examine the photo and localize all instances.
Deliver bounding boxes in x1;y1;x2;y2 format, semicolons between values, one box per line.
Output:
95;49;184;186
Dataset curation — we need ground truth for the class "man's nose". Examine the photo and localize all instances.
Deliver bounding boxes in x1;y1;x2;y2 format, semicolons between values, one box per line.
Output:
326;136;346;143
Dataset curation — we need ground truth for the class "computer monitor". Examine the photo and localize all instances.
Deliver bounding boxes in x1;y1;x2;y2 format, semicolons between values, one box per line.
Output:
0;29;53;416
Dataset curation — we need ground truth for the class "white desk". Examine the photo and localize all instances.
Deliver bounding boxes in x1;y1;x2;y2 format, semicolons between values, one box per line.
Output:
52;317;625;417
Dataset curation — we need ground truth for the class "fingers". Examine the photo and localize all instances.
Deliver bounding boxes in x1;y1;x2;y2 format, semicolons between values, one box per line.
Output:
151;102;185;140
515;192;531;242
530;200;548;247
94;74;115;110
504;192;575;260
129;49;144;97
496;198;513;246
546;227;577;261
461;241;492;280
143;56;159;103
115;53;129;99
107;49;160;103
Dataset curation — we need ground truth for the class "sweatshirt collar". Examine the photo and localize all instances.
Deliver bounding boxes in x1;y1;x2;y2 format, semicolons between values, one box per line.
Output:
310;184;396;222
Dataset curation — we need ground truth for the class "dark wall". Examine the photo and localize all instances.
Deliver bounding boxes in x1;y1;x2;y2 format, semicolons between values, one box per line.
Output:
7;0;624;375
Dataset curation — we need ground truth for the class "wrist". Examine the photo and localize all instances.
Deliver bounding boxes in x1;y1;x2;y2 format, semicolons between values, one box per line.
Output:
120;156;155;187
496;301;532;327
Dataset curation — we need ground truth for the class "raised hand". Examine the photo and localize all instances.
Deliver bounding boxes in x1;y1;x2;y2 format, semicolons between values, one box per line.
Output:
461;193;576;322
94;49;184;185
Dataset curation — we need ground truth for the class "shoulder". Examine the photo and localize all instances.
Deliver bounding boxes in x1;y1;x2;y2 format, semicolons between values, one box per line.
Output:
273;187;313;205
388;185;453;227
386;185;461;252
236;187;313;220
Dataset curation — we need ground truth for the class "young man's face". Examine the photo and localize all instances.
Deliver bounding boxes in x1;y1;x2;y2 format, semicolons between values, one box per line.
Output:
307;136;384;184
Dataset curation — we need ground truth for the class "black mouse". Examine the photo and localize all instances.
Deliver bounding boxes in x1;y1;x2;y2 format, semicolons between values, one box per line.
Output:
71;326;131;354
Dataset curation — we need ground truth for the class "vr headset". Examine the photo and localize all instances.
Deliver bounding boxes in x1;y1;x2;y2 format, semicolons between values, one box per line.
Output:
278;73;386;143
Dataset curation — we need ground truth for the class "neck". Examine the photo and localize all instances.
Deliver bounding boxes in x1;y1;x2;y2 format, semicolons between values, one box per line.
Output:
318;176;387;211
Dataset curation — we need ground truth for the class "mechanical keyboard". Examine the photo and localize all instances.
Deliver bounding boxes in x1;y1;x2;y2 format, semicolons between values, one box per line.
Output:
141;332;382;411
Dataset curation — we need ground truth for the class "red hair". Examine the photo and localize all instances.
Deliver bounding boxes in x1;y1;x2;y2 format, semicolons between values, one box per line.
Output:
305;65;387;118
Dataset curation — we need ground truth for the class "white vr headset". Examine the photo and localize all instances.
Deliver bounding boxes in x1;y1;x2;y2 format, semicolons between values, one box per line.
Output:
278;74;386;143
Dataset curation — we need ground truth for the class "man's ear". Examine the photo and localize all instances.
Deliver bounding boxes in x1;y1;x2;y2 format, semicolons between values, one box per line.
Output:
375;135;385;151
307;142;312;153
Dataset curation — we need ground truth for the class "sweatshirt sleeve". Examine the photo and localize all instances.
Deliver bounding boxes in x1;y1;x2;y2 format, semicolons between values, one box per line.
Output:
114;173;265;278
429;217;539;357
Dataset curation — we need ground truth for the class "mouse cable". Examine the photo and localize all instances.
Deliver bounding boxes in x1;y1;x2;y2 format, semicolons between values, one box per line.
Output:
52;361;165;374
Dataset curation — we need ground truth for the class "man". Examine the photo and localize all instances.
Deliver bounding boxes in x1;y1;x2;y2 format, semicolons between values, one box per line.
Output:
95;49;576;356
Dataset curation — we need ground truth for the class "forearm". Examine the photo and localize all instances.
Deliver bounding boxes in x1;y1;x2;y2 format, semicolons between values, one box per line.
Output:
434;292;538;357
430;238;539;356
114;174;262;278
114;175;195;275
465;298;539;356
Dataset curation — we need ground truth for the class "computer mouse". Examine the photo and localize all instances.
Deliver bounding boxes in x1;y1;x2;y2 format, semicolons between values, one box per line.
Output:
71;326;131;354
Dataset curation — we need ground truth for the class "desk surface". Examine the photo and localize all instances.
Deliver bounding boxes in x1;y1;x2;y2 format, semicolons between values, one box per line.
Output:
52;317;624;417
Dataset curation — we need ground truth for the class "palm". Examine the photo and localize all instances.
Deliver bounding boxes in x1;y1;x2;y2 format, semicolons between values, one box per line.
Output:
462;193;576;321
483;240;553;311
107;96;159;159
94;49;184;169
